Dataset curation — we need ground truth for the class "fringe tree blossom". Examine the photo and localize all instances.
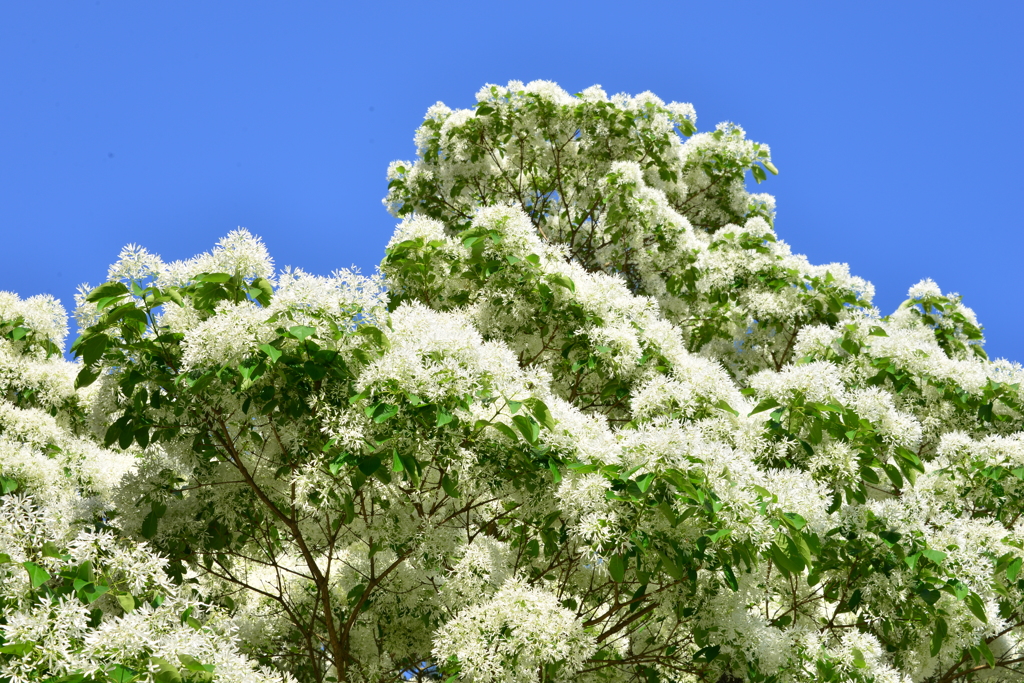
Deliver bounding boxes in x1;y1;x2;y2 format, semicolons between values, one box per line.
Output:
3;81;1023;683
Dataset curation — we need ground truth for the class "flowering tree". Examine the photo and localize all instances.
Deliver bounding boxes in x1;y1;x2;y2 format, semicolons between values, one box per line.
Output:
0;293;288;683
3;81;1024;683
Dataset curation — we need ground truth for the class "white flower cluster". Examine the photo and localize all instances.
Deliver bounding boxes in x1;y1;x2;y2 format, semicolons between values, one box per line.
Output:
433;579;596;683
0;291;69;353
358;303;525;404
0;497;288;683
163;228;276;285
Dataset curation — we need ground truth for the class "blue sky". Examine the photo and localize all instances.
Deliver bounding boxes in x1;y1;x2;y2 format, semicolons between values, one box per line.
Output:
2;2;1021;360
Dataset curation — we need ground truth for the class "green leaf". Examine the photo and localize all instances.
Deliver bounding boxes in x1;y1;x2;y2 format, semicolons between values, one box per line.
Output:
108;665;137;683
808;420;822;444
371;403;399;423
0;552;12;564
76;560;95;583
771;540;804;575
141;501;167;540
877;529;902;547
86;281;130;303
178;654;216;674
930;617;948;657
0;642;34;656
692;645;720;663
921;548;947;564
10;326;29;340
548;459;562;484
328;453;347;476
81;582;110;603
905;552;921;571
135;425;150;449
608;554;626;583
722;563;739;591
881;462;904;489
356;324;389;349
1006;557;1022;583
75;364;100;389
547;273;576;292
512;414;539;444
965;593;988;623
357;457;382;476
781;512;807;531
441;473;461;498
77;333;109;366
165;287;185;307
198;272;232;283
860;466;880;485
713;399;739;416
150;656;183;683
347;583;367;605
748;397;781;415
118;424;134;449
250;277;274;306
288;325;316;341
527;398;557;431
895;446;926;473
303;360;326;381
977;639;996;668
392;451;405;472
490;422;520;442
42;541;62;558
23;561;51;588
117;593;136;612
635;472;654;493
656;550;684;581
790;532;813;568
258;344;282;363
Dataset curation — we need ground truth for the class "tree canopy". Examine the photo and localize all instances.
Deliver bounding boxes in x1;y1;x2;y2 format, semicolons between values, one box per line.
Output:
2;80;1023;683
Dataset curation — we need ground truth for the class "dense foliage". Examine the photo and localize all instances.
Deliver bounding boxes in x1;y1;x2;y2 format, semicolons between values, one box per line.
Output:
2;81;1023;683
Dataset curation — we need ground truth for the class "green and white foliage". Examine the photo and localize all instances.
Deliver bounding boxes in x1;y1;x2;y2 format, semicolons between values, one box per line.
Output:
0;292;288;683
15;81;1024;683
383;81;870;380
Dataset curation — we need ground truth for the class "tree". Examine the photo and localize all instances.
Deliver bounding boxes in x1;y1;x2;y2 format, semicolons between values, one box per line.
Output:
3;80;1023;683
0;293;288;682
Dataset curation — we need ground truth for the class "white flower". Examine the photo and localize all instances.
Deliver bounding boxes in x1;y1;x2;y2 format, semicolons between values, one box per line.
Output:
0;292;69;352
158;229;274;286
433;579;596;683
107;243;164;282
908;278;942;299
180;300;273;371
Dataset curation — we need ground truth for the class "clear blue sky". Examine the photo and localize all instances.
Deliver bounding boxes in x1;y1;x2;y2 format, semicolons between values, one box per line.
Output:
2;2;1022;360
